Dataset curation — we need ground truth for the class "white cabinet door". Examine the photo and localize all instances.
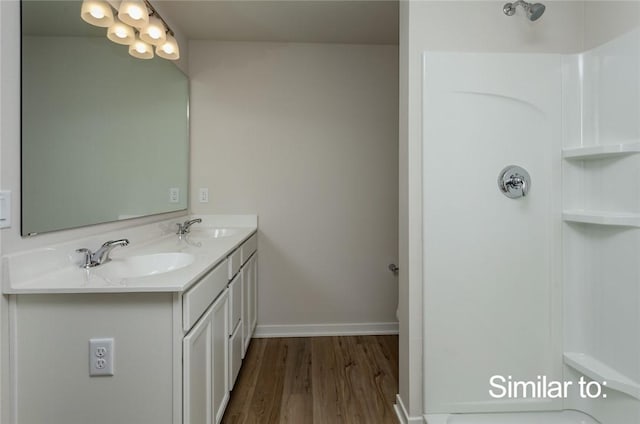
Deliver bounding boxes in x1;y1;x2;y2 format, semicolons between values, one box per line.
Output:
242;264;250;358
248;253;258;335
211;290;230;424
229;322;243;390
242;253;258;356
184;289;229;424
183;303;214;424
228;274;242;336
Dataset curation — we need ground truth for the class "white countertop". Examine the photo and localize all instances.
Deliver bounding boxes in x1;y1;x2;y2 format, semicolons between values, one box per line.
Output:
3;215;257;294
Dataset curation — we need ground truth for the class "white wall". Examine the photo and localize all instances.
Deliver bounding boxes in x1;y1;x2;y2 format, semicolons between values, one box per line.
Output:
584;1;640;49
409;1;584;54
397;1;423;420
399;1;585;420
189;41;399;333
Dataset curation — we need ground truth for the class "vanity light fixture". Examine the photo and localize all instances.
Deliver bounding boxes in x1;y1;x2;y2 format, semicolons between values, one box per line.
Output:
80;0;114;27
107;17;135;45
80;0;180;61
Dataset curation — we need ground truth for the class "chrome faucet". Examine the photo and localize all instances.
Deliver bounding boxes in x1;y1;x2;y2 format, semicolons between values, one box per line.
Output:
176;218;202;235
76;239;130;268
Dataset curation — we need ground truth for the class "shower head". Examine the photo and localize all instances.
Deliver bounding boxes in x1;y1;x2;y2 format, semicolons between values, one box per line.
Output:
526;2;546;21
503;1;546;21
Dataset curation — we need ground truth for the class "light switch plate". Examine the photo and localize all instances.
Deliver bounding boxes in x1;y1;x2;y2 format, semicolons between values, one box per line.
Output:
199;188;209;203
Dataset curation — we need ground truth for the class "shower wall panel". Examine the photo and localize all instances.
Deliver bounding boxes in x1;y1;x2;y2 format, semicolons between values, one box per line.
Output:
562;28;640;424
422;52;562;413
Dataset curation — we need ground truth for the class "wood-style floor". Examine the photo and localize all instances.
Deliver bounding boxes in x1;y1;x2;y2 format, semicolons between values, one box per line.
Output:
222;335;399;424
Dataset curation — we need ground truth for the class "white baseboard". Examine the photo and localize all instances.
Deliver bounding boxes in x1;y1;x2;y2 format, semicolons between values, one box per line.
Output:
394;394;423;424
423;414;450;424
253;322;398;338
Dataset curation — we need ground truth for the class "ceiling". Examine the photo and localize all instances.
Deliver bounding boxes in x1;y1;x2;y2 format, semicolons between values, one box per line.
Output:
157;0;399;45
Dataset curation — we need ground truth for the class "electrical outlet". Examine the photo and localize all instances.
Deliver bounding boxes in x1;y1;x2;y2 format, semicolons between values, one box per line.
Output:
199;188;209;203
169;188;180;203
89;338;114;376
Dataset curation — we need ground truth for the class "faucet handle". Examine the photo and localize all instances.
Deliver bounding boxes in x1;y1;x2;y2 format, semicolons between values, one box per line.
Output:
76;248;93;269
176;223;184;235
102;239;130;247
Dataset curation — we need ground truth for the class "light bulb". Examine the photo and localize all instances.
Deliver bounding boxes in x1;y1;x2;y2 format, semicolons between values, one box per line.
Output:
162;44;175;54
135;42;146;54
128;6;143;20
90;5;104;19
148;27;162;39
115;27;127;38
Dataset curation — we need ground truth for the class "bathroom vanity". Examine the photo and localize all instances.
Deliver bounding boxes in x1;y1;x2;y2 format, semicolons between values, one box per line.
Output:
2;215;257;424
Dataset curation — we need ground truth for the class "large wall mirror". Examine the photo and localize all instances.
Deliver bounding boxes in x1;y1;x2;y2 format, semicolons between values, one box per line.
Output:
21;1;189;236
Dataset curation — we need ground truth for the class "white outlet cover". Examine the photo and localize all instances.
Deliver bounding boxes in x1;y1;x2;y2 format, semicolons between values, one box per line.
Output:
169;188;180;203
89;338;114;376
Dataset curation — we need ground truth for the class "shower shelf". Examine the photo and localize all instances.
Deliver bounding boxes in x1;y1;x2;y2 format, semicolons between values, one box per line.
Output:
563;210;640;227
563;142;640;160
564;352;640;400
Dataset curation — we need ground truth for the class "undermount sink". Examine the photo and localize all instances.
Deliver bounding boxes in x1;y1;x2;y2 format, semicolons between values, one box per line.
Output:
94;252;195;280
189;228;239;238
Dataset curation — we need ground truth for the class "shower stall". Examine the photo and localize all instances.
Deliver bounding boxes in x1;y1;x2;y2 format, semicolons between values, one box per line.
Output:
415;8;640;424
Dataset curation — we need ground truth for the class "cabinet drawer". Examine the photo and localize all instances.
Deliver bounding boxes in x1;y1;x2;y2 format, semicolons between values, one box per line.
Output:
229;322;242;391
228;248;241;280
228;273;242;336
183;259;228;332
240;233;257;265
